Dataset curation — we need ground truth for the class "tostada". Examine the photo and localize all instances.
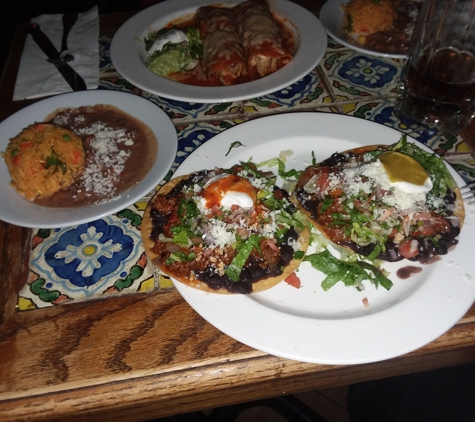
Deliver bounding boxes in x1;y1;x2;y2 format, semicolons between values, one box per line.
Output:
142;162;309;294
294;137;464;263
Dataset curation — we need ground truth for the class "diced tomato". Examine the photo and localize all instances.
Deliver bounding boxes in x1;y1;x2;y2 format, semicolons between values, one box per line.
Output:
298;166;320;188
398;239;419;259
12;155;21;165
329;187;343;197
35;123;45;131
413;212;432;220
20;140;34;150
317;173;330;191
211;205;222;216
412;225;436;237
328;227;347;243
362;297;369;308
72;149;82;165
285;272;301;289
231;204;241;211
412;212;451;235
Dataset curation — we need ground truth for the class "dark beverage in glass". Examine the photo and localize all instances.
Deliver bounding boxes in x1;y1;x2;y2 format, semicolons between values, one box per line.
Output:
394;0;475;135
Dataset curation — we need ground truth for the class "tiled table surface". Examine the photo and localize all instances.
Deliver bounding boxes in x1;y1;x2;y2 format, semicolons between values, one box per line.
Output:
18;36;475;311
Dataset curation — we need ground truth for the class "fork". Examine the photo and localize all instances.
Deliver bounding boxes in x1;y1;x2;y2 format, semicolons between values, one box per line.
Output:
461;181;475;203
58;13;78;62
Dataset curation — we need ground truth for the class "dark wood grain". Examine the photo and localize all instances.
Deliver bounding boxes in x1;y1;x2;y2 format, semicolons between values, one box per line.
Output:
0;224;30;324
1;287;474;422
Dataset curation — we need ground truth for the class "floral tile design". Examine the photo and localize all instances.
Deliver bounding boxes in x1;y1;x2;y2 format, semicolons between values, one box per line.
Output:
99;76;242;124
321;50;402;100
20;212;155;309
325;37;348;52
240;69;327;114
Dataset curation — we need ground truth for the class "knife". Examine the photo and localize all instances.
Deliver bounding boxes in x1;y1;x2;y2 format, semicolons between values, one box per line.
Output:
27;23;87;92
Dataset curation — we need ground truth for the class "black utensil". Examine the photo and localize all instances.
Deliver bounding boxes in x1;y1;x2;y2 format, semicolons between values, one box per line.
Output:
27;23;87;91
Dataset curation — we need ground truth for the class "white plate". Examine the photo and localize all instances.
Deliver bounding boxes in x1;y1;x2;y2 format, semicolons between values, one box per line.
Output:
320;0;406;59
111;0;327;103
0;91;177;228
171;113;475;364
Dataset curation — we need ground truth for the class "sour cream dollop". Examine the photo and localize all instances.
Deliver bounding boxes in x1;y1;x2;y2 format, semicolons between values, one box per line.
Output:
148;29;188;54
378;151;433;194
201;174;256;209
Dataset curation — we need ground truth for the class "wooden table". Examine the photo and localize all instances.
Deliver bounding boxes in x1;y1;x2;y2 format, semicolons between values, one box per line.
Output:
1;2;475;421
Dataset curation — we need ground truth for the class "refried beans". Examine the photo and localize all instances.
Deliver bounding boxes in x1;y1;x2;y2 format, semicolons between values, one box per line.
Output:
35;104;158;208
362;1;419;55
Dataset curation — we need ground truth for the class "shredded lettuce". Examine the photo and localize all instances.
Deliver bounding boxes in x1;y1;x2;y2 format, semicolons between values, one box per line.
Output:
226;234;261;282
145;27;202;77
304;250;393;291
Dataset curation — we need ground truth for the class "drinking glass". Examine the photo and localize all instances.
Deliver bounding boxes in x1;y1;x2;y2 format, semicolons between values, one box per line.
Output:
394;0;475;135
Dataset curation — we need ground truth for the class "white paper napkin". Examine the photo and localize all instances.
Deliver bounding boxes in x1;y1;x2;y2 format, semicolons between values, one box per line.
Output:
13;6;99;101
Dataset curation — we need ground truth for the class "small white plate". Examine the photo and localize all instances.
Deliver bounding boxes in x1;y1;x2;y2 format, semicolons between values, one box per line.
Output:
0;91;177;228
170;112;475;364
111;0;327;103
320;0;407;59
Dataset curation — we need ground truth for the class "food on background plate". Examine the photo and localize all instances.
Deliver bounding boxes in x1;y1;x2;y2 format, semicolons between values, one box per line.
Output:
144;0;294;86
145;27;203;79
232;0;293;77
2;123;85;201
42;104;158;207
343;0;420;55
195;6;247;85
343;0;397;37
2;105;158;207
294;137;464;266
142;163;309;294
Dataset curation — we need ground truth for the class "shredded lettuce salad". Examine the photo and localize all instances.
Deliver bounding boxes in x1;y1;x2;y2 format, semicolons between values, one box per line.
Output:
144;27;203;78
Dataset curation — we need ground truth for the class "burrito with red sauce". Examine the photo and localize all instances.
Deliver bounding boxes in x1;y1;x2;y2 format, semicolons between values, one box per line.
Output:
233;0;293;78
195;6;248;85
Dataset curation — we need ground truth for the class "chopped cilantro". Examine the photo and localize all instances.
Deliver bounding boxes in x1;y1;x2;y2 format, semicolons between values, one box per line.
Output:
225;141;245;156
320;198;333;213
343;14;353;33
45;150;66;174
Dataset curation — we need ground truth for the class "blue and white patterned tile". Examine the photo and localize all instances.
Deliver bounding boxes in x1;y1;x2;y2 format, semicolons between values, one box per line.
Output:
240;68;328;114
325;36;351;53
321;50;403;100
173;121;231;167
20;211;155;308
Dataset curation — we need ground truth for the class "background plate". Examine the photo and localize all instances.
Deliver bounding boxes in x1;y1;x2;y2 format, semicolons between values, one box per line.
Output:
171;113;475;364
320;0;407;59
0;90;177;228
111;0;327;103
